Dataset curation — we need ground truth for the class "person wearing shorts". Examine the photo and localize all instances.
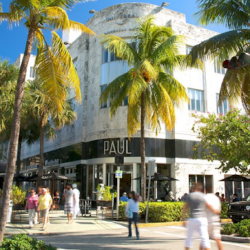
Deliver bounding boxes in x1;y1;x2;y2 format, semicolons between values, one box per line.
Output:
200;193;223;250
63;184;76;224
37;188;52;230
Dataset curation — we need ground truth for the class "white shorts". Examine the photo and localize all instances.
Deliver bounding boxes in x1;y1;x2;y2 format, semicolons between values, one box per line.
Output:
208;222;221;240
185;217;211;249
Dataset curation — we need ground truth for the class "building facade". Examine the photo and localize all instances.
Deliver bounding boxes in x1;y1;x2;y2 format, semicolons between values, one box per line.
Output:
19;3;243;201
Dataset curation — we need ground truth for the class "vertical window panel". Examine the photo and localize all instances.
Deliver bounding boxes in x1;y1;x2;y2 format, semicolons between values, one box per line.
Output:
188;88;204;112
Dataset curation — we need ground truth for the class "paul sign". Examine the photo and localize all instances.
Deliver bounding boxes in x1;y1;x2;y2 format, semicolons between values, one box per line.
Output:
104;139;131;155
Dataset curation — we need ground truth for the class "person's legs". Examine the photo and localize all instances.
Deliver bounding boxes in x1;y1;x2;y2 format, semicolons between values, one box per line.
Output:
128;218;132;237
185;218;196;249
133;213;139;239
215;239;223;250
28;209;33;227
198;218;210;250
43;209;48;230
67;213;70;223
33;210;38;225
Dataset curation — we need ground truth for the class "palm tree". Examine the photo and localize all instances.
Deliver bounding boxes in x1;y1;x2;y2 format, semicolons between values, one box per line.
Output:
189;0;250;112
0;0;94;242
100;16;201;201
27;80;77;180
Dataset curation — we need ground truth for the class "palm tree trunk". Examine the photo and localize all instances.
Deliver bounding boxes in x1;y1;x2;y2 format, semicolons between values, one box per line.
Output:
38;116;45;185
140;90;146;202
0;28;35;244
16;135;23;186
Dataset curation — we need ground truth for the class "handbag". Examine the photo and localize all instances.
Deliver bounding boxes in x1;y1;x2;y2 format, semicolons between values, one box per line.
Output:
125;202;133;218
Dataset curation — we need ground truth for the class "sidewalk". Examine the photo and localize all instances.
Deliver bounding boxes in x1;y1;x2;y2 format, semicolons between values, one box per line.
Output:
5;210;126;235
5;210;232;236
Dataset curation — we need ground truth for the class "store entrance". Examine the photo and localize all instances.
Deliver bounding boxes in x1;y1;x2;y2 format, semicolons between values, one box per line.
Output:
114;173;131;196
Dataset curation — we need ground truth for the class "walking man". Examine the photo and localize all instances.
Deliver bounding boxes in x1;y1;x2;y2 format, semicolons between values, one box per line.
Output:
200;193;223;250
72;183;80;219
182;182;219;250
37;188;52;230
63;183;76;224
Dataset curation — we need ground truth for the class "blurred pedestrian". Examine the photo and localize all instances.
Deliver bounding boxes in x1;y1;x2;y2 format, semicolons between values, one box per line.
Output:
37;188;52;230
233;193;239;202
72;183;80;219
37;186;43;223
182;183;211;250
25;188;38;228
63;183;76;224
120;192;128;202
126;191;139;240
165;191;176;201
200;193;223;250
220;194;225;202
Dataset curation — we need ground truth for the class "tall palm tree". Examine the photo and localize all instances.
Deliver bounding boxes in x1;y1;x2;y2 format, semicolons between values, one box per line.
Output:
27;80;77;180
189;0;250;112
100;16;202;201
0;0;94;242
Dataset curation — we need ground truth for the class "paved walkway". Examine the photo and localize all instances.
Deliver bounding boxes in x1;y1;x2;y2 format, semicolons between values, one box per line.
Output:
5;210;126;235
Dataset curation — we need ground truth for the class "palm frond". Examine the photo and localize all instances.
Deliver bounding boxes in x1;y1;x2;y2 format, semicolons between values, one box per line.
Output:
100;35;140;66
47;0;90;10
189;29;249;63
241;70;250;114
158;72;189;105
127;102;141;137
69;20;95;35
179;55;204;70
42;6;70;30
196;0;250;29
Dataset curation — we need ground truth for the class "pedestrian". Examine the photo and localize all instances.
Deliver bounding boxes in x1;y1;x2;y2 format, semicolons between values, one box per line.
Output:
37;188;52;230
220;194;225;202
53;190;60;210
72;183;80;219
200;193;223;250
233;193;239;202
182;182;220;250
126;191;139;240
165;191;176;201
215;192;220;198
25;188;38;228
46;187;52;224
63;183;76;224
120;192;128;202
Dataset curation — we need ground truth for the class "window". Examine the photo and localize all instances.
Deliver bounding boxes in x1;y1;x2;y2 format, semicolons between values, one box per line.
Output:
101;85;107;108
73;58;78;71
214;61;226;74
216;94;229;115
30;66;35;78
189;175;213;193
186;45;193;55
103;48;108;63
188;88;204;112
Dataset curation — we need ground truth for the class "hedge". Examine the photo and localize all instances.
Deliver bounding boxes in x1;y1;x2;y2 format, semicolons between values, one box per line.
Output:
120;201;228;222
0;234;57;250
221;219;250;237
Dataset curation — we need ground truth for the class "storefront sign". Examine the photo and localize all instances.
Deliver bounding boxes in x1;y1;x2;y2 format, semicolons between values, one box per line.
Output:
106;9;138;25
115;170;123;178
45;159;60;166
104;139;131;155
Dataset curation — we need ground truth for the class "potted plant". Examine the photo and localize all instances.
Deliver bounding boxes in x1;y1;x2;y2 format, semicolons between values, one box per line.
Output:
10;185;26;221
96;184;116;207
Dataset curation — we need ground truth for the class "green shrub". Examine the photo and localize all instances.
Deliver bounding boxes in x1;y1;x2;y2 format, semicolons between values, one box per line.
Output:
0;234;57;250
119;202;185;222
221;223;235;235
236;219;250;237
220;202;228;219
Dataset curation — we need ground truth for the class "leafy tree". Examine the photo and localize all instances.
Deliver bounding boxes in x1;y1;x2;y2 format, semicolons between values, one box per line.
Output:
0;0;94;243
100;16;202;201
191;109;250;174
189;0;250;113
27;80;77;179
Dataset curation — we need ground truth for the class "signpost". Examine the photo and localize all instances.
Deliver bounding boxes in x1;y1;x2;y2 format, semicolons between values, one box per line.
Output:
116;167;123;220
145;160;155;223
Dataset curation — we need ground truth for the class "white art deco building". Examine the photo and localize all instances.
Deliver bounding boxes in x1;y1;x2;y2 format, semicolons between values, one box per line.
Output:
19;2;244;201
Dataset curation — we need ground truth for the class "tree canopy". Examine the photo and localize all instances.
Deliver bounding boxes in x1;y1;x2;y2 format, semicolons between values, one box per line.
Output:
192;109;250;174
190;0;250;114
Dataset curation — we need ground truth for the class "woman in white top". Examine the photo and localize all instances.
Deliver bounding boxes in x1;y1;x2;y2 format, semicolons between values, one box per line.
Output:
126;191;139;239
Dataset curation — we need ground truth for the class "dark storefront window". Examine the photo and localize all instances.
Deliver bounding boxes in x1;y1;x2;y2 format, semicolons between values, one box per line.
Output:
189;175;213;193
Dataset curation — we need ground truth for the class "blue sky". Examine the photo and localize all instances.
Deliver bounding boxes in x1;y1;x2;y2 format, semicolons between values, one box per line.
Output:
0;0;227;63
